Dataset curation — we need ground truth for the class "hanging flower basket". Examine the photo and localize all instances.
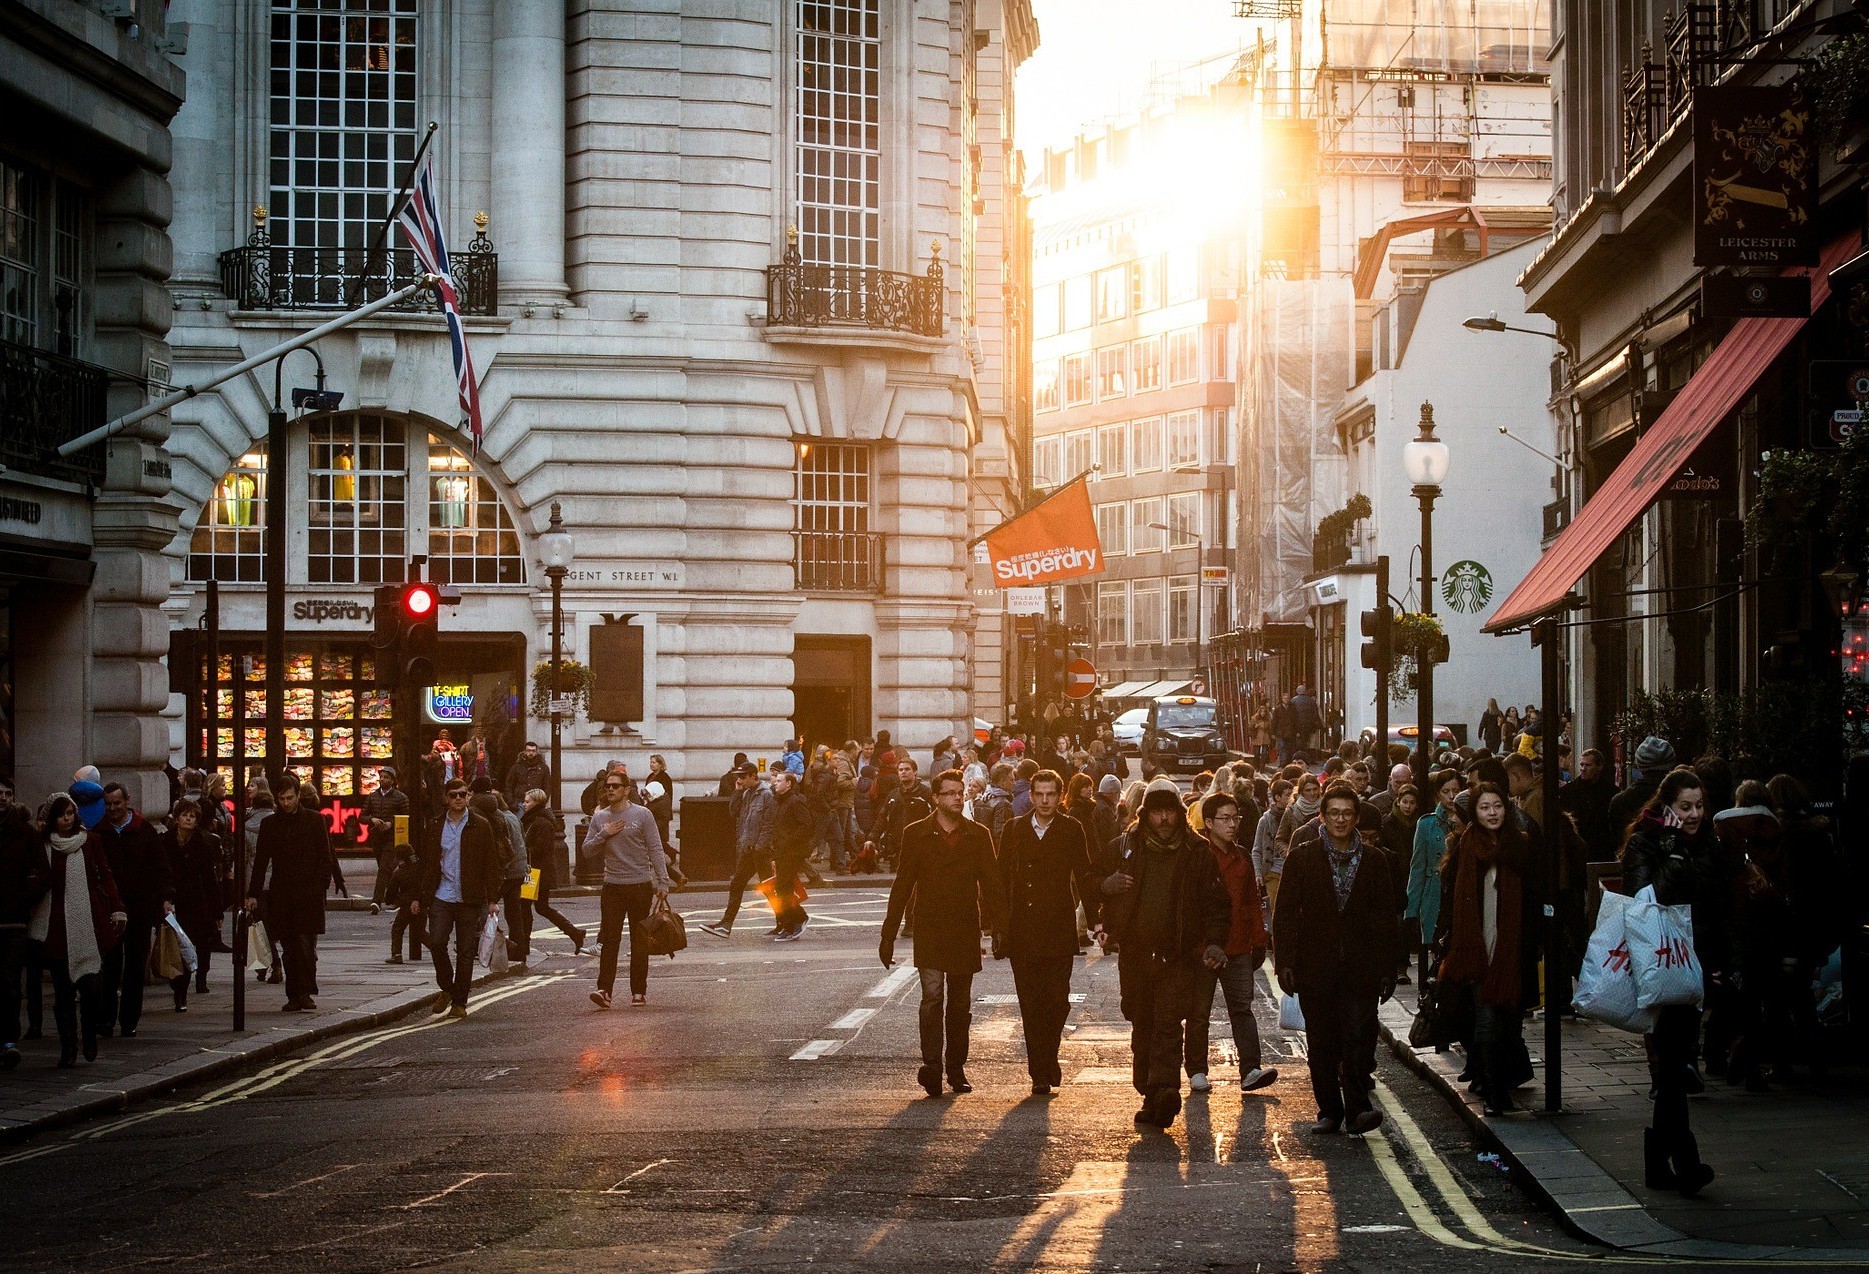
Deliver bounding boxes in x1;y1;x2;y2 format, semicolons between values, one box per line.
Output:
530;659;592;721
1386;611;1448;706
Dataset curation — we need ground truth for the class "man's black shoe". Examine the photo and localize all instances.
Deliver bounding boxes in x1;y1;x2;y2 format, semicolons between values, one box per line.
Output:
917;1064;942;1098
1031;1082;1053;1097
1345;1110;1384;1136
948;1072;972;1094
1309;1117;1343;1135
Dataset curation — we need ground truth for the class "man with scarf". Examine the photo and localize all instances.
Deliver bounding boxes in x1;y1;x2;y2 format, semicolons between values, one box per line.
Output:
1099;777;1230;1130
1275;780;1399;1135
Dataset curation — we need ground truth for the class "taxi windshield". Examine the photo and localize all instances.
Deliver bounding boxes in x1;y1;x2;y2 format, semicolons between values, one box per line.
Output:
1155;703;1216;730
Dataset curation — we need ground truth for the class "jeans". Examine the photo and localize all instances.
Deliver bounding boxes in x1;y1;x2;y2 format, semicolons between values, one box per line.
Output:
1010;954;1073;1086
719;849;769;929
280;932;319;1002
502;880;534;961
598;882;654;997
773;849;809;933
1188;957;1263;1076
1117;953;1197;1102
370;841;396;906
1298;985;1379;1122
427;898;483;1007
918;967;974;1077
1472;994;1524;1107
99;921;154;1032
47;958;100;1055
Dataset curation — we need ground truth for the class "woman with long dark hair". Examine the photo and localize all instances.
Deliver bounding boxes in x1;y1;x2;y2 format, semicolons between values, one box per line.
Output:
31;794;125;1067
159;799;224;1009
1621;768;1732;1196
522;788;587;954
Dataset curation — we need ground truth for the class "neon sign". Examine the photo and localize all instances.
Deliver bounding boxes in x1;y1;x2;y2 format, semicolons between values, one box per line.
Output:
426;684;473;724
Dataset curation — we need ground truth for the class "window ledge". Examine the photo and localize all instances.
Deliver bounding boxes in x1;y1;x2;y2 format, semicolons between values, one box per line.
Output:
762;325;947;355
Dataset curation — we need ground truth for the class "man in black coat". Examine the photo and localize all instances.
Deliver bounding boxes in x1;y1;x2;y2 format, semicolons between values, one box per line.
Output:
881;770;1005;1097
768;768;814;940
412;780;504;1017
993;769;1101;1095
1099;778;1231;1130
98;783;174;1036
247;778;342;1012
363;768;411;914
503;741;552;809
1274;781;1399;1136
1563;747;1620;862
866;757;932;869
0;780;51;1068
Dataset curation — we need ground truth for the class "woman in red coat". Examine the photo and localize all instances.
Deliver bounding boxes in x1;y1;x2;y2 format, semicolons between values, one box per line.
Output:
31;793;125;1067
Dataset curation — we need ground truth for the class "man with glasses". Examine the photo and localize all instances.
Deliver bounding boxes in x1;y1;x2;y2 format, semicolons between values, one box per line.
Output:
1273;780;1399;1136
1188;791;1278;1096
412;779;502;1019
583;771;670;1007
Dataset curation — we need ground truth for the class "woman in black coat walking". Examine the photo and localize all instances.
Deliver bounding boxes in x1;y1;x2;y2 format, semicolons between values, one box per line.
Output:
159;800;224;1010
521;790;587;954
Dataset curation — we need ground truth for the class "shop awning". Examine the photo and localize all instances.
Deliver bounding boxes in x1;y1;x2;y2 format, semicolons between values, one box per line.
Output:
1483;232;1861;634
1100;679;1158;698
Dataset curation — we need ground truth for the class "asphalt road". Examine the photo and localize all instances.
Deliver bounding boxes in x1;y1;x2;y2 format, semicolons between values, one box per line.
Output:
0;888;1606;1272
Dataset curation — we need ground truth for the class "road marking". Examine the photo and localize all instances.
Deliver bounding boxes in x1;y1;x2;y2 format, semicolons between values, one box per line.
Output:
865;965;916;997
402;1171;508;1209
828;1007;877;1030
789;1039;845;1060
604;1158;672;1194
250;1163;360;1199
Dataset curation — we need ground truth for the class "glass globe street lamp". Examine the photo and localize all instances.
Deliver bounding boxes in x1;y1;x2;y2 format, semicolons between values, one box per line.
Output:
540;503;576;819
1405;402;1449;791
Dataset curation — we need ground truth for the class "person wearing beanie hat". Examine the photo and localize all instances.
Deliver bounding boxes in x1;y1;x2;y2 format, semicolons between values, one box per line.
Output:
1608;736;1677;842
68;781;107;832
1098;776;1230;1129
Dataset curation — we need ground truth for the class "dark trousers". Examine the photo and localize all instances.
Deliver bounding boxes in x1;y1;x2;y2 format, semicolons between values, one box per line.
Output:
170;942;212;1007
1010;953;1073;1086
502;880;534;960
0;931;25;1044
531;883;585;945
598;882;653;997
1471;994;1525;1107
719;849;769;928
1118;953;1196;1101
1298;984;1380;1122
774;849;809;932
1650;1003;1700;1147
280;931;319;1002
427;898;482;1007
1188;957;1263;1075
918;967;974;1077
391;904;424;959
23;944;43;1037
370;841;396;905
48;959;99;1054
100;921;154;1032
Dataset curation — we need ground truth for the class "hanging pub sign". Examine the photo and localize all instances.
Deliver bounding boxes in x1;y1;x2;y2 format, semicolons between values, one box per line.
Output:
1693;84;1815;268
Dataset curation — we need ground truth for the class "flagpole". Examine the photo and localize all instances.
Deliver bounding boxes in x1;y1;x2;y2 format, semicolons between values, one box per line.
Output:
967;466;1099;547
348;120;440;306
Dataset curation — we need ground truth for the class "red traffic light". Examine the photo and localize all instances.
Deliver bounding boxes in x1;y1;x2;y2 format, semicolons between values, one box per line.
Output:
401;582;438;619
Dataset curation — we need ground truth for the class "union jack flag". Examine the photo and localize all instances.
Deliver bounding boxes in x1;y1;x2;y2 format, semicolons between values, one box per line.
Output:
397;153;484;450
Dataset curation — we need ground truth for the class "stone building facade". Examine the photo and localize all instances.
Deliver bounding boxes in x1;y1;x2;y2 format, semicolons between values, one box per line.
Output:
157;0;1035;818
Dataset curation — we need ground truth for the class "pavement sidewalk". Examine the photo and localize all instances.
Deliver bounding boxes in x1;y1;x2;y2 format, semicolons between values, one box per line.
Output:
326;858;894;910
1378;978;1869;1260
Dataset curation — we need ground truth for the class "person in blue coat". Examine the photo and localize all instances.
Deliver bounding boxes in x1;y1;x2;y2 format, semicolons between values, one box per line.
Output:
1404;769;1463;974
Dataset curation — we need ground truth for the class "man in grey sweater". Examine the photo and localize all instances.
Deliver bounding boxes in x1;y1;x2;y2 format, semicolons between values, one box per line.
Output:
584;774;670;1008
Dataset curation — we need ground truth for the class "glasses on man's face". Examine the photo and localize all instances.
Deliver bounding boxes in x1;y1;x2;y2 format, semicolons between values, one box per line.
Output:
1324;808;1357;820
448;790;469;800
1210;812;1242;823
604;781;625;789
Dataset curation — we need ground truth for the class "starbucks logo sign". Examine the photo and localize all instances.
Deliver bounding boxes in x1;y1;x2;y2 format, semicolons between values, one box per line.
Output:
1441;560;1493;614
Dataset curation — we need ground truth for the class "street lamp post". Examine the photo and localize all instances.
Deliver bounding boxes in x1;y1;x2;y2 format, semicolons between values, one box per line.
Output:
539;503;575;823
1402;402;1450;791
1150;520;1204;686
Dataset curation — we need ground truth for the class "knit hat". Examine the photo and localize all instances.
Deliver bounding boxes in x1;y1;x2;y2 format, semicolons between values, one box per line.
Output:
1004;739;1026;754
68;780;106;830
1141;776;1184;812
1634;736;1676;770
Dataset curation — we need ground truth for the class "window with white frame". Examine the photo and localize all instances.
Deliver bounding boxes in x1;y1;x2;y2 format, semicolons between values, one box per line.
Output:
1033;358;1060;412
1097;423;1126;478
307;414;408;584
1131;335;1161;393
1063;274;1092;329
1032;435;1061;487
268;0;421;256
795;441;872;535
1132;579;1164;644
427;438;524;584
1096;345;1127;399
1167;575;1196;643
1130;496;1163;554
1130;254;1162;312
1210;405;1233;464
1062;352;1092;405
1210;322;1236;381
1165;245;1201;301
1094;502;1127;555
1034;282;1060;338
1165;492;1200;546
1131;416;1163;472
795;0;881;267
1165;327;1200;384
1096;266;1128;322
1166;409;1200;467
1063;429;1093;478
1097;581;1127;646
188;445;270;583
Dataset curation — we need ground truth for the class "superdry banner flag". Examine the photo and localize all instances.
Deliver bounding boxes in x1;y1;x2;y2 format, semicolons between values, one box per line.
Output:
1693;83;1815;268
982;476;1105;588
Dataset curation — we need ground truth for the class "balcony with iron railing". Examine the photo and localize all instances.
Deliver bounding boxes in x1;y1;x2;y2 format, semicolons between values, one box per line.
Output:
217;207;498;316
793;529;886;593
0;338;107;486
1621;2;1804;173
766;230;944;340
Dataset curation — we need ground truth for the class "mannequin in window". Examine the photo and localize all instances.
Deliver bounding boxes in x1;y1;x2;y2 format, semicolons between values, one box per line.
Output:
435;472;471;529
332;448;356;503
219;472;257;528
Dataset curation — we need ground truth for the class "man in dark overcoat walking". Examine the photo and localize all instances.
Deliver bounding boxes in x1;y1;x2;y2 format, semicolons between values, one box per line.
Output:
247;778;343;1011
881;769;1005;1097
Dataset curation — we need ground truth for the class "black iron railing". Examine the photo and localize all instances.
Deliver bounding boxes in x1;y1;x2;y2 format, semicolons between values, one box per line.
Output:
1665;5;1719;116
767;236;943;338
219;216;498;315
793;529;885;592
0;339;106;485
1622;50;1667;170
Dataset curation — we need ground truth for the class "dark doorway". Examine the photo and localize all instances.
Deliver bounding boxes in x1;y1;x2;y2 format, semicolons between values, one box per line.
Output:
793;635;871;750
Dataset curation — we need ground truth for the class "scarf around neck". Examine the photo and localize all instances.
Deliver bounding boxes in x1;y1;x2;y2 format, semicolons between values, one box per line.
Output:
33;831;106;982
1291;794;1321;824
1440;824;1523;1007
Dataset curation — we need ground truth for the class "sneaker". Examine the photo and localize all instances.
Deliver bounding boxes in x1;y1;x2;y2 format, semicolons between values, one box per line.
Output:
447;1004;467;1020
1;1044;20;1071
792;918;810;938
385;955;404;965
766;925;784;936
631;994;646;1006
431;992;451;1015
1188;1072;1211;1093
772;928;801;943
698;922;732;939
589;989;613;1010
1345;1110;1384;1136
1240;1066;1279;1092
175;1002;188;1013
369;902;382;915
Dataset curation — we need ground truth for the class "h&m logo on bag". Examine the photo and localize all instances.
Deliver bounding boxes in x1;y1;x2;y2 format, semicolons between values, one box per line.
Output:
1604;942;1632;973
1653;937;1694;969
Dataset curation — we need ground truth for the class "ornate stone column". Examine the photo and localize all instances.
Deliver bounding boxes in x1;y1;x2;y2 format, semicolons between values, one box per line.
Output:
491;0;569;304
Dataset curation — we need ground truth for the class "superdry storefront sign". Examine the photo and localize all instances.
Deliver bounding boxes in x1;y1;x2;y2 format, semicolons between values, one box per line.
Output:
980;477;1106;588
292;599;375;624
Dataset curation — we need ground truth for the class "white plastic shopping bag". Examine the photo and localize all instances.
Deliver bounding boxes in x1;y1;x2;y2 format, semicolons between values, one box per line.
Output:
164;914;199;974
1625;884;1703;1011
1278;992;1306;1032
476;910;510;972
1572;890;1657;1033
246;920;272;975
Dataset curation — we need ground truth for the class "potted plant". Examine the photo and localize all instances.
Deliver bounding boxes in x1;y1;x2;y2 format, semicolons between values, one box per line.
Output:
1806;33;1869;160
530;659;593;721
1386;611;1447;705
1312;492;1372;571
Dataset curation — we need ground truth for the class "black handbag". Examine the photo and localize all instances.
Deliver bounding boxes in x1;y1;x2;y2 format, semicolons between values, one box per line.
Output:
1410;975;1473;1050
640;895;687;958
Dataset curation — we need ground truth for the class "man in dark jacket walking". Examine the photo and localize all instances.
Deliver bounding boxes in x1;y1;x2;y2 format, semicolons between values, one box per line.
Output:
1274;781;1399;1135
993;769;1100;1095
768;768;814;940
411;779;504;1018
699;764;773;938
867;757;932;869
502;741;551;809
1290;686;1323;753
1099;777;1231;1129
247;778;341;1012
364;768;411;914
0;780;51;1068
98;783;175;1035
881;769;1005;1097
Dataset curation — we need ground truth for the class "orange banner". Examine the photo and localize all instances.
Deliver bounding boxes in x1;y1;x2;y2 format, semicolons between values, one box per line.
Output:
983;477;1105;588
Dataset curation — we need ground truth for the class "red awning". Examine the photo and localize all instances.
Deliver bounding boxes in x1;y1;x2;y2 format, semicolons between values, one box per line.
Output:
1483;232;1862;634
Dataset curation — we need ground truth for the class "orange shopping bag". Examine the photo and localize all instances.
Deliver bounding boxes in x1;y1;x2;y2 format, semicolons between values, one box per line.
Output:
755;876;809;914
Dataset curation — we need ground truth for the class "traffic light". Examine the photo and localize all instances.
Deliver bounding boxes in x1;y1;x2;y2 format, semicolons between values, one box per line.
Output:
400;580;440;687
1359;605;1392;672
372;584;403;650
1045;627;1070;696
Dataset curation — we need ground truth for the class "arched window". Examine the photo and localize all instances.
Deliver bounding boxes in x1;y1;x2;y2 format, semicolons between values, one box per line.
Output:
426;436;522;584
188;445;268;582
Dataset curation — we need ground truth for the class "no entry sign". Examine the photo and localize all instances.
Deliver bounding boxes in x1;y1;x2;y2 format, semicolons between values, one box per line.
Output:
1063;657;1097;699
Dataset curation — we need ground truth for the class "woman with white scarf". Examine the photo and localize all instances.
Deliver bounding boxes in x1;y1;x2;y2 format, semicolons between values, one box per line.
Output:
31;794;126;1067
